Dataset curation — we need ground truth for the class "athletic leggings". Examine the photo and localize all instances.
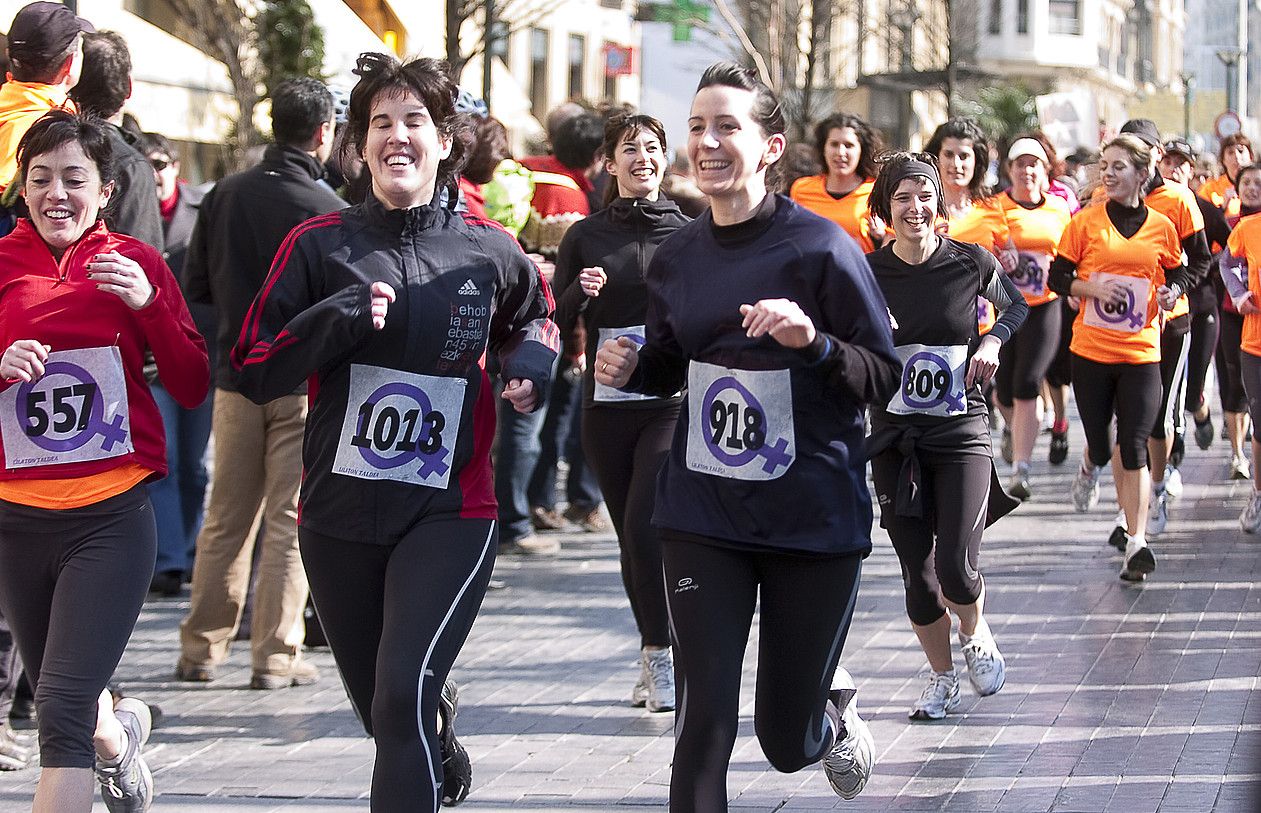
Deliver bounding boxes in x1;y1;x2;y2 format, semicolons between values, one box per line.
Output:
870;446;990;627
1185;302;1220;414
1071;355;1162;470
1240;352;1261;431
1044;298;1077;389
996;299;1063;406
661;531;862;812
0;485;155;768
581;404;679;648
1152;315;1191;441
1216;310;1249;413
299;518;496;813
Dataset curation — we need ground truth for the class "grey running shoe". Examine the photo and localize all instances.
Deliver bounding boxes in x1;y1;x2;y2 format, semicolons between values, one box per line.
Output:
1150;488;1169;535
1071;465;1100;512
1240;492;1261;534
0;724;31;771
1163;465;1183;498
643;647;675;713
908;671;961;721
439;680;471;806
95;697;153;813
960;631;1006;697
820;668;874;800
630;658;650;708
1121;537;1157;582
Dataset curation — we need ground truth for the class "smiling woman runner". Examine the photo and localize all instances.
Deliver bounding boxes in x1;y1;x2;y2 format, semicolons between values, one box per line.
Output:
231;54;558;812
789;112;886;251
596;63;900;811
865;153;1028;722
0;110;209;812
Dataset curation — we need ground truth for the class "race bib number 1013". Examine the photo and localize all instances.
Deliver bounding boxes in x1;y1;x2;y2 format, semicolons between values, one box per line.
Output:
685;361;795;481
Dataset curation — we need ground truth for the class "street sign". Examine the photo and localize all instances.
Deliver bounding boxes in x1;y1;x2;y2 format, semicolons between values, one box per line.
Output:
634;0;711;42
1215;110;1243;139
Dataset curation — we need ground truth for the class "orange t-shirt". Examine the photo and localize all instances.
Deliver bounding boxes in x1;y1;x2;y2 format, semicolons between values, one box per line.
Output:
790;175;878;252
0;462;152;510
1225;212;1261;358
942;198;1009;333
1201;173;1242;220
999;192;1072;307
1146;182;1204;320
1057;205;1181;365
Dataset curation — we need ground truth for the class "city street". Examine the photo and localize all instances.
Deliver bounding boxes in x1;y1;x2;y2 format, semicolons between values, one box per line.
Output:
0;432;1258;812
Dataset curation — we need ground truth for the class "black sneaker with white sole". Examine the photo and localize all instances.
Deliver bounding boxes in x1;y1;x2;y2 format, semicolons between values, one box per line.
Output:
439;680;471;806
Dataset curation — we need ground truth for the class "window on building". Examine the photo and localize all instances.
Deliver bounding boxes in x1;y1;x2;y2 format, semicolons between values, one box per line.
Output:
988;0;1002;35
568;34;586;100
1016;0;1029;33
530;28;550;116
1117;20;1131;77
604;72;617;102
1049;0;1081;35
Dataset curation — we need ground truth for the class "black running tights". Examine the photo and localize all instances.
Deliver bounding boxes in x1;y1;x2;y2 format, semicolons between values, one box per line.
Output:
661;532;862;812
1071;355;1162;470
299;519;496;813
581;404;679;648
1217;310;1249;413
1185;304;1220;414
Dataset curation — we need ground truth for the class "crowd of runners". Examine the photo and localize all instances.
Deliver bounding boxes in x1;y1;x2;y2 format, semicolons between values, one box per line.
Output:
0;3;1258;811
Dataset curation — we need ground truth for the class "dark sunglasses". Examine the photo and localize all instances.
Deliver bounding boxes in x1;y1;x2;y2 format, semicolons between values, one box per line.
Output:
150;157;172;171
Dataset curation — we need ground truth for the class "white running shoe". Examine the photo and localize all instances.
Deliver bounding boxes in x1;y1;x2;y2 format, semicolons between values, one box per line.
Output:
1071;465;1100;512
1229;454;1252;481
1163;465;1183;498
630;658;649;708
959;630;1006;696
643;647;675;713
1149;488;1169;536
1120;535;1156;582
908;670;961;721
1241;492;1261;534
821;668;874;800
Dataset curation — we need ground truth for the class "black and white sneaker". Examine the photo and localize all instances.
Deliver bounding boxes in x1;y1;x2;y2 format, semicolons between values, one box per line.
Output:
439;680;471;806
95;698;153;813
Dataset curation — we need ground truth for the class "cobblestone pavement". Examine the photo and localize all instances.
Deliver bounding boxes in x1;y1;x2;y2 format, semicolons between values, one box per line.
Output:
1;430;1259;812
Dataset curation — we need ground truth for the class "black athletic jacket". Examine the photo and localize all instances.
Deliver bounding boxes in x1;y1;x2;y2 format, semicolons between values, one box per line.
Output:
232;194;559;543
552;195;690;409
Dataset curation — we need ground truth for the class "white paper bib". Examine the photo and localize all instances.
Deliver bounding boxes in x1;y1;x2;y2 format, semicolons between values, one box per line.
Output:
1011;251;1051;296
594;326;659;403
685;361;795;481
887;344;970;417
0;347;133;469
1082;273;1151;334
332;364;466;489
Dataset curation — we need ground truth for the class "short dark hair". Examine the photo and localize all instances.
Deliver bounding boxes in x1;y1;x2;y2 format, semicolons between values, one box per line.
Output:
9;34;78;85
695;62;786;189
812;113;880;181
16;109;115;188
271;77;333;146
600;112;668;205
464;116;510;185
925;117;991;199
552;112;604;171
1220;133;1254;166
344;53;473;200
69;31;131;119
869;151;946;225
142;132;179;163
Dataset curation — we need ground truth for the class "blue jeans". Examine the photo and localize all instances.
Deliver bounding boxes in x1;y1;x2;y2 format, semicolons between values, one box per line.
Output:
493;378;548;546
149;383;214;575
527;366;600;512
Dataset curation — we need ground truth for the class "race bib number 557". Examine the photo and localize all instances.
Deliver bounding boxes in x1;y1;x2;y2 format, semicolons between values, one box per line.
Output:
685;361;794;481
332;364;466;488
0;347;133;469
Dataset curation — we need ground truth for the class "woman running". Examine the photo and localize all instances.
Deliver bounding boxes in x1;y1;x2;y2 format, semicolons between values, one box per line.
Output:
1220;162;1261;531
789;112;886;251
992;137;1072;499
1050;134;1187;582
865;153;1027;720
0;110;209;811
1201;134;1252;221
596;63;900;810
232;54;558;811
550;112;689;712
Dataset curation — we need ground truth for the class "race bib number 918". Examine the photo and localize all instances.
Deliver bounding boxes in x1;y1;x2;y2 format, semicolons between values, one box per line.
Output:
0;346;133;469
332;364;466;489
685;361;794;481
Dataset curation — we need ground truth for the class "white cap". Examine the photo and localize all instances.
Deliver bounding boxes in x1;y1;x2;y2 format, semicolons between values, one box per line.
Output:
1007;137;1050;164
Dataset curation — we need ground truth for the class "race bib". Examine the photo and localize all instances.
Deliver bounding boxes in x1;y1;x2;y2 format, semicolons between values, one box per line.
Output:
887;344;969;417
685;361;794;481
1;347;133;469
594;326;657;403
1082;272;1151;334
332;364;466;489
1011;251;1051;296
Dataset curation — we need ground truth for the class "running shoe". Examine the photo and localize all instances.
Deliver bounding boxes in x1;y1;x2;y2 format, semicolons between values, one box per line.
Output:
1071;465;1100;512
1229;454;1252;481
1194;410;1214;450
529;506;566;531
1000;428;1013;465
439;679;471;806
1107;510;1127;551
631;658;649;708
1149;488;1169;536
1048;430;1069;465
820;668;874;800
0;724;31;771
1007;470;1032;501
643;647;675;713
1169;432;1186;468
95;697;153;813
1164;465;1183;499
1241;492;1261;534
908;671;961;721
1120;536;1156;582
959;631;1006;696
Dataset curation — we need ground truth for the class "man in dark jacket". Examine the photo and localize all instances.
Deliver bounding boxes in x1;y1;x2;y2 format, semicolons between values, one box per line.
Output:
68;30;163;251
176;77;344;690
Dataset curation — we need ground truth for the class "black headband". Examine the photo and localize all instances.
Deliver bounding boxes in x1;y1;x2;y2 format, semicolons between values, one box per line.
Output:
890;159;941;190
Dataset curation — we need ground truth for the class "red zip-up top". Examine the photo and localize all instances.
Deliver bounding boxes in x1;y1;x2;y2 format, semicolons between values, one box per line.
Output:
0;218;209;480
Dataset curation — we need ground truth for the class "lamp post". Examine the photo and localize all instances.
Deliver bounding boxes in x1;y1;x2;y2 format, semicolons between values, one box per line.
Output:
1217;47;1242;113
1179;71;1195;139
482;0;496;114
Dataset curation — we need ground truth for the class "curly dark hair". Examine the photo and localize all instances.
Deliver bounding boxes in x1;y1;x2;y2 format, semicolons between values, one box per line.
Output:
343;52;474;203
812;113;880;181
924;118;992;199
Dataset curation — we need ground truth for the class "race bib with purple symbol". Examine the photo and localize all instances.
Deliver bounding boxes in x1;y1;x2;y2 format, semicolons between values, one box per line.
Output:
332;364;466;488
0;347;132;469
594;326;668;403
888;343;969;417
1011;251;1051;296
1082;272;1151;335
685;361;795;481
